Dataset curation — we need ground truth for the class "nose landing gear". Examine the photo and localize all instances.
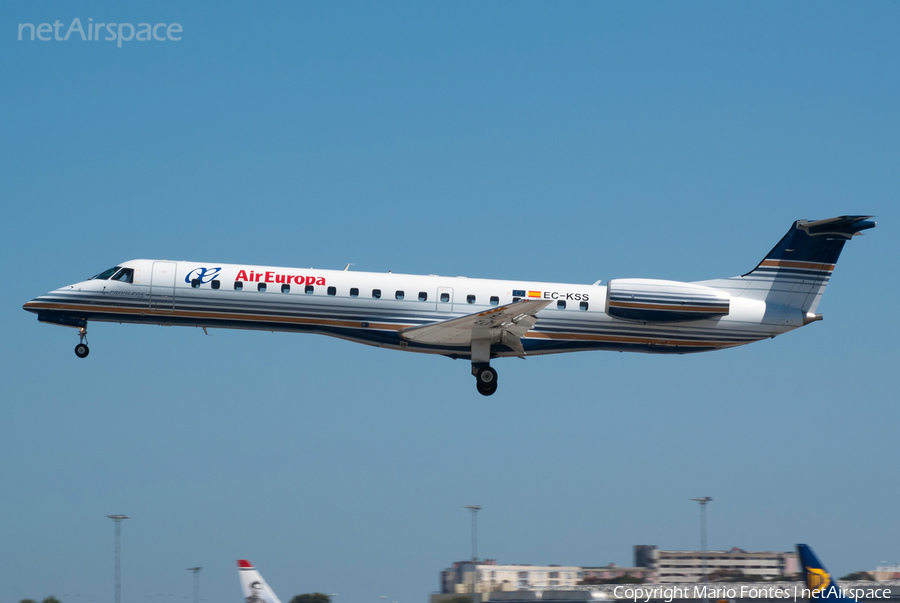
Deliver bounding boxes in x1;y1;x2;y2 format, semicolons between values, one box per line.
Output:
74;326;89;358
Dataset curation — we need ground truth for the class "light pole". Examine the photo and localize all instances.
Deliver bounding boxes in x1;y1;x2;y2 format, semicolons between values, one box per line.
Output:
464;506;481;603
187;567;202;603
690;498;713;603
106;515;130;603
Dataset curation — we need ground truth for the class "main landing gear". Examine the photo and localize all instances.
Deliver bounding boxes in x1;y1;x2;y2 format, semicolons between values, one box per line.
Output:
473;364;498;396
470;339;497;396
74;326;89;358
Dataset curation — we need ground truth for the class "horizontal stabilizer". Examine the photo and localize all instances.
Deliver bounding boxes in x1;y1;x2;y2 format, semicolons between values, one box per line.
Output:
799;215;876;237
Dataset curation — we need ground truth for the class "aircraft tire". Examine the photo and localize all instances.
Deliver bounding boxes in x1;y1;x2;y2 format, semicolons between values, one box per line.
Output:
475;366;498;396
75;343;90;358
476;380;497;396
476;366;497;386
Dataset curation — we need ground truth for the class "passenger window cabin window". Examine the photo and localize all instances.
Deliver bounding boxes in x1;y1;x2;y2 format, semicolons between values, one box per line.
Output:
490;296;499;306
327;286;336;296
440;293;450;303
557;300;566;310
113;268;134;283
258;283;266;292
373;289;382;299
350;288;359;297
234;281;243;291
580;301;589;311
211;280;220;290
305;285;314;294
191;278;201;289
396;291;404;300
282;284;290;293
418;291;427;301
467;295;475;304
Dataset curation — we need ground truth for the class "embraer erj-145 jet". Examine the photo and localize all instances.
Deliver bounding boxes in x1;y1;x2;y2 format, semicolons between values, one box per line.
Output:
24;215;874;395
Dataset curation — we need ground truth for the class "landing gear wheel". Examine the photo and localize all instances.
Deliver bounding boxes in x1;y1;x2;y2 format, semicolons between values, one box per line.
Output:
476;380;497;396
74;343;90;358
475;366;498;396
476;366;497;385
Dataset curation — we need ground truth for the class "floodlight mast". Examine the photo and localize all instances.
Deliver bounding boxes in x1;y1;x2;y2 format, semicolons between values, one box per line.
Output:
106;515;130;603
690;498;713;603
187;567;202;603
464;505;482;603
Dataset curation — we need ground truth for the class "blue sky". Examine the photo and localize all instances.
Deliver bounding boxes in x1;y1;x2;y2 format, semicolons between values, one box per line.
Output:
2;2;899;603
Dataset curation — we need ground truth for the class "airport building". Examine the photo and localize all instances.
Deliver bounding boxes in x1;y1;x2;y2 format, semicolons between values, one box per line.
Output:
875;565;900;581
438;546;799;596
581;564;655;583
633;546;798;583
440;560;584;594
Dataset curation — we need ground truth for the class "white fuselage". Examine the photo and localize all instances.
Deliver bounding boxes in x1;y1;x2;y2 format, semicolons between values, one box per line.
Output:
24;259;802;359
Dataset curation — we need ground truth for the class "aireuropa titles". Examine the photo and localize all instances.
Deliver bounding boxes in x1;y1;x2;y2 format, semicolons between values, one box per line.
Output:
17;18;182;47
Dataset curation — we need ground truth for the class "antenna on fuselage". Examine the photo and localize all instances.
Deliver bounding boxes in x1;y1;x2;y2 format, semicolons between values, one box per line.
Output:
344;263;354;271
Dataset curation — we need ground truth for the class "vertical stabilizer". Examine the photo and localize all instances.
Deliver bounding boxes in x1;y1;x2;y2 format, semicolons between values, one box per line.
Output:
238;560;283;603
700;216;875;314
797;544;855;601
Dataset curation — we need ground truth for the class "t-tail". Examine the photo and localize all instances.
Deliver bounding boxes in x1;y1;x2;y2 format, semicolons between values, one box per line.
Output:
238;560;283;603
797;544;856;601
704;215;875;316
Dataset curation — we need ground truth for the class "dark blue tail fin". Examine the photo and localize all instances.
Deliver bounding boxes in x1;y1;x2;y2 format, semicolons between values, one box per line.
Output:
797;544;856;601
741;216;875;313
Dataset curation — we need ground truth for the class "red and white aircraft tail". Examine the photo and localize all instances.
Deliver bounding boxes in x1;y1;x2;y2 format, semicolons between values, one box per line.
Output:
238;560;283;603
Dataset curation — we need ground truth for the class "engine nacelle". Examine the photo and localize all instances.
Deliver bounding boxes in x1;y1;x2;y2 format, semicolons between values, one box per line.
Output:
605;278;730;323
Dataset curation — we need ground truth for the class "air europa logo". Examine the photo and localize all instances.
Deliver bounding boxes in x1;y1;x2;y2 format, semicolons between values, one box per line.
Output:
185;267;222;284
236;269;326;287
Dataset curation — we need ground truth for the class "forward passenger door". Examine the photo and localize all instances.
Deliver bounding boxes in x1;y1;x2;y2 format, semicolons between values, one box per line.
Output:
150;261;176;312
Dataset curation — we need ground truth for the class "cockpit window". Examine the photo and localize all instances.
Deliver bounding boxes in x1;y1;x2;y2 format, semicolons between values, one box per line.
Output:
90;266;121;280
112;268;134;283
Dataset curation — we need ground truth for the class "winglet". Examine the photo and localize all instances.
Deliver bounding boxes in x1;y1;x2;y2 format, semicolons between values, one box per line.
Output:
238;559;254;568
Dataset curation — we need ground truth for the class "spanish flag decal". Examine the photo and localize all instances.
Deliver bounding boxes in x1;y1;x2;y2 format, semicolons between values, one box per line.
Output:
528;291;542;298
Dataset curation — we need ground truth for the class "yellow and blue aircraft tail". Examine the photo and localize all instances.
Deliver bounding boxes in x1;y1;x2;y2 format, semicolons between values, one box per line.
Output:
739;216;876;314
797;544;855;601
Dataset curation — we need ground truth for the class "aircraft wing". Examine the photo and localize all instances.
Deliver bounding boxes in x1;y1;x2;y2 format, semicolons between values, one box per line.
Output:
399;299;551;355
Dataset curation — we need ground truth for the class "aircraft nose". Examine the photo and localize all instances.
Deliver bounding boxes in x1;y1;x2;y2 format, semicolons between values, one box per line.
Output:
23;284;72;314
23;295;44;314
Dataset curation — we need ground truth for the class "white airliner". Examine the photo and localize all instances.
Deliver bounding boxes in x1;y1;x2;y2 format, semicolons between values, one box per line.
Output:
238;560;282;603
24;215;875;395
